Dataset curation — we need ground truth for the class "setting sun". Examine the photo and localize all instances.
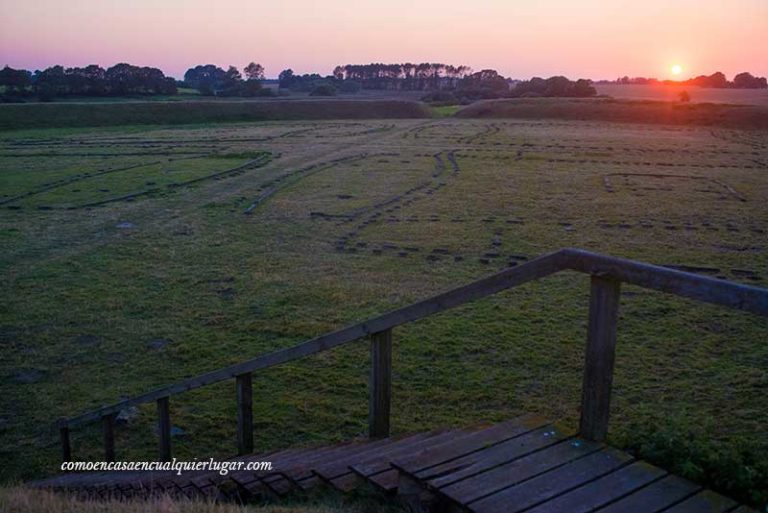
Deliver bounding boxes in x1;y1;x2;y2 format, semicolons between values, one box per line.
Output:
671;64;683;76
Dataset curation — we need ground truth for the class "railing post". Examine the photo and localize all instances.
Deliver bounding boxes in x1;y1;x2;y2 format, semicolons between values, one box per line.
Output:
157;397;172;461
59;423;72;462
369;328;392;438
236;373;254;455
102;413;116;462
579;274;621;442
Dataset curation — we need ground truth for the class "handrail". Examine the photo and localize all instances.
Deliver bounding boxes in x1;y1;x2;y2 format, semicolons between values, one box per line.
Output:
56;248;768;462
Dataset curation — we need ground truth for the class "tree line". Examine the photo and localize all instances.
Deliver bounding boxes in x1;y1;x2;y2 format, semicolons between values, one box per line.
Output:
608;72;767;89
0;63;177;100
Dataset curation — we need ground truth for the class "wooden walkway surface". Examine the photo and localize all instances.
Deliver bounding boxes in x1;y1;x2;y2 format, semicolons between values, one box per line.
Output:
33;416;755;512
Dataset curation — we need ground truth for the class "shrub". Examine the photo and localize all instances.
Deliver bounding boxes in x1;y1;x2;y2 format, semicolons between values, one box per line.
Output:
309;84;337;96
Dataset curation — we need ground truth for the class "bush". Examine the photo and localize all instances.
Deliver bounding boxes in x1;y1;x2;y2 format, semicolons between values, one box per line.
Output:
338;80;361;94
678;90;691;102
309;84;337;96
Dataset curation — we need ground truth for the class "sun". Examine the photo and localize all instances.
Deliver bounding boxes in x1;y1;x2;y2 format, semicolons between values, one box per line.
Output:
671;64;683;76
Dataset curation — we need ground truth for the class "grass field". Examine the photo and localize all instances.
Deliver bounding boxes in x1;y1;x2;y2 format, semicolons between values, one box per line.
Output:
1;117;767;505
596;83;768;106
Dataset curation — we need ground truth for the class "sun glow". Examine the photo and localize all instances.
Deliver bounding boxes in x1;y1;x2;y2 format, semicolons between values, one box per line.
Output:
671;64;683;76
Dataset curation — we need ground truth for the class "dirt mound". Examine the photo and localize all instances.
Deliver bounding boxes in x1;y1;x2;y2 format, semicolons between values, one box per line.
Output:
0;100;431;130
456;98;768;130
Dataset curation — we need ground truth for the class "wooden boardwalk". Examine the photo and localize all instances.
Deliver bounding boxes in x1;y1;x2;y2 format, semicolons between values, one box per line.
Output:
33;416;755;512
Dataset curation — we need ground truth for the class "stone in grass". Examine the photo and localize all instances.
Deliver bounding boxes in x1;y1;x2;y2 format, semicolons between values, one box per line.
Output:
153;424;187;437
116;222;136;229
116;406;140;425
148;338;172;350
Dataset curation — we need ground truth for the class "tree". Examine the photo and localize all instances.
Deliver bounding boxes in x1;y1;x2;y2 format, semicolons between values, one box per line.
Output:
0;66;32;94
278;69;295;89
678;90;691;102
244;62;265;81
733;72;767;89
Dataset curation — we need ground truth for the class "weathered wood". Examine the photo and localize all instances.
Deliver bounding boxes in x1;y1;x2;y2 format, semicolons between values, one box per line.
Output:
59;425;72;462
596;474;701;513
522;461;665;513
236;373;253;455
422;426;567;489
102;414;116;462
562;248;768;316
437;438;602;504
579;275;621;442
369;329;392;438
157;397;171;462
655;489;737;513
469;447;632;513
391;415;548;477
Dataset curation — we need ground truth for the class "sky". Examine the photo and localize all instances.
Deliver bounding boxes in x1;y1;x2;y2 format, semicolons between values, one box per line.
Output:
1;0;766;80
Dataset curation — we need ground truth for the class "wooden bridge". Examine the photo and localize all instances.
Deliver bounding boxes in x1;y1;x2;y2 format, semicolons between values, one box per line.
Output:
35;248;766;511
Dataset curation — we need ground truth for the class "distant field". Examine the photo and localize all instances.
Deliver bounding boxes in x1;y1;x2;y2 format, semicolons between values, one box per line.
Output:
597;83;768;106
1;118;767;503
459;98;768;130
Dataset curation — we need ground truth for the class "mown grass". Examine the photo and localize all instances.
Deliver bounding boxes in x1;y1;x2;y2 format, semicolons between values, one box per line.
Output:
1;119;766;507
0;101;431;130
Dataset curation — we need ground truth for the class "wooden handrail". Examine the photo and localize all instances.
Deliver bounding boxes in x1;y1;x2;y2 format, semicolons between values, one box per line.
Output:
56;248;768;461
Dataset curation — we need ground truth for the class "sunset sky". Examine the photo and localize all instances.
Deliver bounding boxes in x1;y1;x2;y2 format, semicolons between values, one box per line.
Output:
1;0;766;80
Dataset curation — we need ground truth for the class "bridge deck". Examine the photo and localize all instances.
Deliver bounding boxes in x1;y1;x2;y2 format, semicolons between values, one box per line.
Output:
33;416;754;512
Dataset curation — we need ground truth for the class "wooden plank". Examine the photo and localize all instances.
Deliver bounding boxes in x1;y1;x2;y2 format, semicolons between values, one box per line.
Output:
660;489;738;513
59;425;71;462
313;433;434;482
102;413;116;462
523;461;666;513
469;447;632;513
157;397;171;462
369;329;392;438
562;248;768;317
579;275;621;442
418;425;569;488
236;373;253;455
392;415;548;477
62;250;566;428
351;430;465;479
594;474;701;513
438;438;603;505
366;468;400;492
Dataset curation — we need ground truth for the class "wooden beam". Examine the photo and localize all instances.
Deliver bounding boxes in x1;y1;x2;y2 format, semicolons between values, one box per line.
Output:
236;373;254;455
369;329;392;438
102;414;116;462
59;425;71;462
157;397;171;462
580;275;621;441
562;248;768;316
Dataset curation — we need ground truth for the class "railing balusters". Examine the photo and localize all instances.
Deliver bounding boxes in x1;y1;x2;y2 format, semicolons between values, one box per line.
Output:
102;413;116;462
579;274;621;442
59;424;72;462
157;397;172;461
236;372;254;455
369;328;392;438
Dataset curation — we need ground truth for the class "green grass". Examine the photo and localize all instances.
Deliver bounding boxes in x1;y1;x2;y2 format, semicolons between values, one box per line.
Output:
0;101;431;130
430;104;463;117
1;118;766;507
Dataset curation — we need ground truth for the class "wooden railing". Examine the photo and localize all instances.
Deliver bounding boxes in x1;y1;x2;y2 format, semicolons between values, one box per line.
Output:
56;248;768;462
